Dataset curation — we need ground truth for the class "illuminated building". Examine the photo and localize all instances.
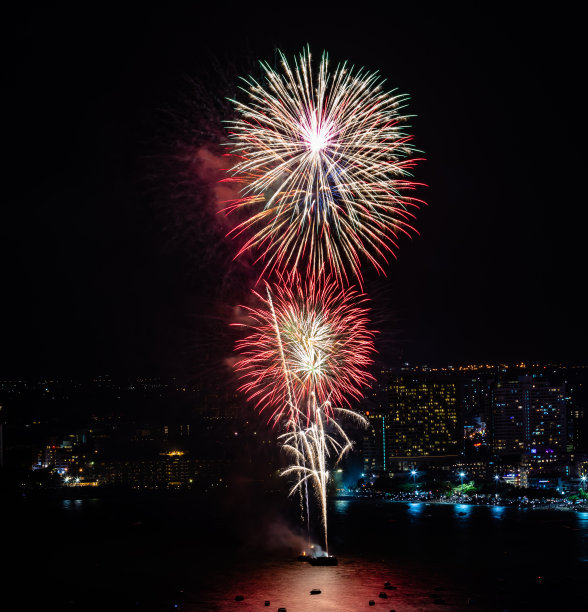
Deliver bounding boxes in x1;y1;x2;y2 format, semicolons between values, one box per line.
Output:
363;411;386;473
491;379;526;454
525;377;566;452
491;375;566;455
99;452;227;489
459;376;493;462
388;374;459;463
364;372;459;473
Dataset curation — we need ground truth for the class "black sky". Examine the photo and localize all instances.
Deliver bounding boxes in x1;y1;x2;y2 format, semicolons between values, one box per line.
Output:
2;6;586;378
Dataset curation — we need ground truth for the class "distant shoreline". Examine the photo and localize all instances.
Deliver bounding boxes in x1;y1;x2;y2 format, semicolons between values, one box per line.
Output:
331;495;588;512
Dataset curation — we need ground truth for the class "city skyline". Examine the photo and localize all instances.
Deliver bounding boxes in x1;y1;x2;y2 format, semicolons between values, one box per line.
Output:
3;361;586;484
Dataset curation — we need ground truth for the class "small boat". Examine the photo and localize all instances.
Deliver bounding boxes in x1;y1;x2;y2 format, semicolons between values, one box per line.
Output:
310;588;321;595
368;600;375;606
278;608;287;612
378;591;388;598
297;553;310;562
309;555;338;566
235;595;244;601
264;601;270;606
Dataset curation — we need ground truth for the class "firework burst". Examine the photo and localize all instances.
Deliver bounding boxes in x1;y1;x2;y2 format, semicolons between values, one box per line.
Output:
224;47;425;283
234;274;375;426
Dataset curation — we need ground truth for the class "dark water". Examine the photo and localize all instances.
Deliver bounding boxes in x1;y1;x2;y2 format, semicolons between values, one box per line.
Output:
8;493;588;611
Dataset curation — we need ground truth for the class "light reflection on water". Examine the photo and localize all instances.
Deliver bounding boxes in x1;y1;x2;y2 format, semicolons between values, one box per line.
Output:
49;497;588;610
491;505;505;519
578;512;588;562
455;503;472;518
407;501;424;517
194;556;458;612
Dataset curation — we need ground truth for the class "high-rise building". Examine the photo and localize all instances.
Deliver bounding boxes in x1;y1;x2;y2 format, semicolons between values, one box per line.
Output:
363;371;459;473
525;377;566;452
491;379;526;454
490;375;566;456
388;373;459;461
460;375;491;455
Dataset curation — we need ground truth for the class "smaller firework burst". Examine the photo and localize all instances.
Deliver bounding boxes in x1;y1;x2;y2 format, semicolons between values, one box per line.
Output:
234;274;375;426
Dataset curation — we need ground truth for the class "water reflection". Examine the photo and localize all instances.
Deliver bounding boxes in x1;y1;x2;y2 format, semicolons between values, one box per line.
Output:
577;511;588;563
491;505;506;519
61;498;83;511
202;554;457;611
454;503;472;519
407;502;423;517
28;496;588;610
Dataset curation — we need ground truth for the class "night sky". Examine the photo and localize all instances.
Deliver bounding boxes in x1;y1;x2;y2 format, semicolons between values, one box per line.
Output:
3;7;585;378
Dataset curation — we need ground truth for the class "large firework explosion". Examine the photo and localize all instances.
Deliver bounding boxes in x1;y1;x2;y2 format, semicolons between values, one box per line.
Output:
224;47;424;283
234;274;375;426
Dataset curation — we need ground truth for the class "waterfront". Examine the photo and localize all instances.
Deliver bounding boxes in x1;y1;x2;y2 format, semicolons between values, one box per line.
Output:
7;493;588;610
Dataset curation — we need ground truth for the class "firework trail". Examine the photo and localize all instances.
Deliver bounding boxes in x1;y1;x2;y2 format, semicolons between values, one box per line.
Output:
280;396;367;552
224;47;425;283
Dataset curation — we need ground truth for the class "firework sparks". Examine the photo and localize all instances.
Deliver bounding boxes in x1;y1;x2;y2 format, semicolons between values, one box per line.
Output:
225;47;424;553
234;274;375;426
224;47;425;282
280;397;367;552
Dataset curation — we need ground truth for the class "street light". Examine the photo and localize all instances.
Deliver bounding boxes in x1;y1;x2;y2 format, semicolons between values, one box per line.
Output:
459;472;466;486
494;475;500;498
411;470;417;484
581;475;587;492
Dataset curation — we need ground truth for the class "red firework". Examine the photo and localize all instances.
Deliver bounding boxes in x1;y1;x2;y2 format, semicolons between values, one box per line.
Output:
234;274;375;426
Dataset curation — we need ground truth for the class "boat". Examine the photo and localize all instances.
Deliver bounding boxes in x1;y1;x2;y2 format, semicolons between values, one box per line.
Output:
297;552;311;562
310;588;321;595
378;591;388;598
309;555;338;566
235;595;244;601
